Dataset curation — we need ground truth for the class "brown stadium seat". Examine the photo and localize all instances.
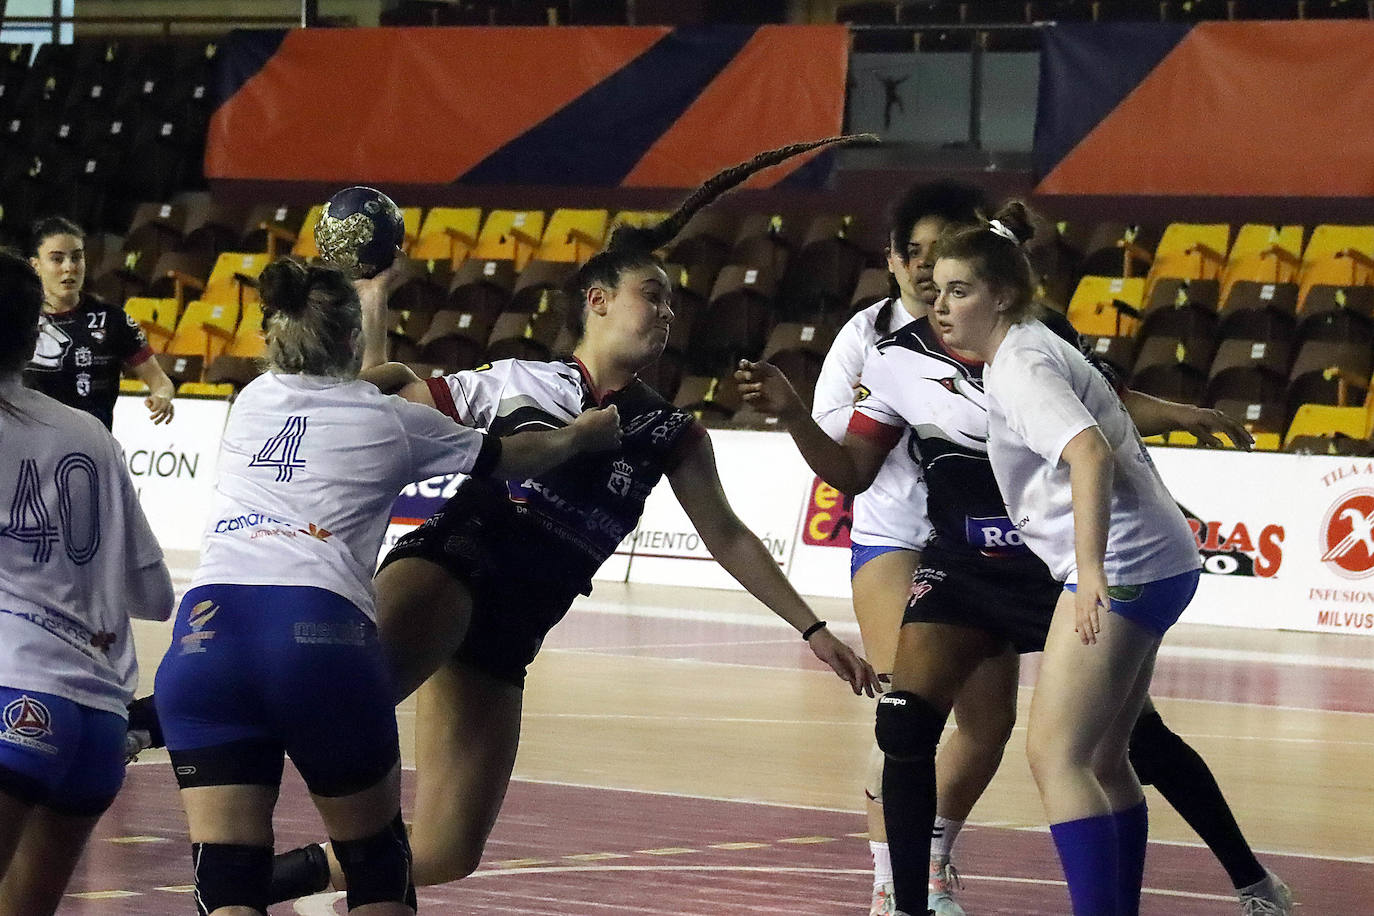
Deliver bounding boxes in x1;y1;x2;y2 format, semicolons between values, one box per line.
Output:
1212;398;1286;450
1297;285;1374;337
510;260;576;316
486;310;557;363
730;212;793;278
447;258;516;317
1297;308;1374;347
1286;339;1373;416
664;261;717;322
1220;280;1299;330
664;211;736;282
762;321;839;409
688;264;779;375
674;374;743;428
388;259;454;316
1206;337;1292;405
240;204;307;257
1081;334;1138;381
1143;277;1219;316
777;213;870;320
176;191;245;258
417;308;495;373
850;267;895;311
146;250;212;312
155;352;204;387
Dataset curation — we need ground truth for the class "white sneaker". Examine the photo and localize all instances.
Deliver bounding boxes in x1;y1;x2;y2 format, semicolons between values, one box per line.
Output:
928;857;967;916
870;881;896;916
1238;870;1294;916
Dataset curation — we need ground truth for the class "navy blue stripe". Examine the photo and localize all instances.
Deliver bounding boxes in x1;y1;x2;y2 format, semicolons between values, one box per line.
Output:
1033;23;1190;181
211;28;289;110
458;26;757;187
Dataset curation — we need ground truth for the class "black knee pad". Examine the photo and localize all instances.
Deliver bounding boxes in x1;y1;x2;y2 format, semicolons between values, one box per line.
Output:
874;690;948;762
1128;708;1179;786
331;811;415;909
190;843;271;915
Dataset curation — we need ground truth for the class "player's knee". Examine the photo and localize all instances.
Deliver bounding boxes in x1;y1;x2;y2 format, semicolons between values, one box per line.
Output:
874;691;947;763
1127;708;1178;786
956;699;1017;750
190;843;272;915
331;812;416;909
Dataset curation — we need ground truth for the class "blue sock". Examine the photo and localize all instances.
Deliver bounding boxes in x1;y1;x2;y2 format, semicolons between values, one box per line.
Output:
1050;812;1119;915
1113;801;1149;916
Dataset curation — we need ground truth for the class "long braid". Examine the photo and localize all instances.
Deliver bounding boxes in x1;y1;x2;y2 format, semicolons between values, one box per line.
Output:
605;133;881;255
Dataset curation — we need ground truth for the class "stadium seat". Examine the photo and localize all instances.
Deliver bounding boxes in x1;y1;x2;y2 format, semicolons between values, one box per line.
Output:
487;310;555;363
1283;433;1374;456
730;213;793;276
388;258;453;315
1284;402;1367;447
177;191;244;258
1302;0;1373;18
511;260;576;315
203;253;269;306
291;204;326;259
850;266;895;311
418;308;493;372
536;208;608;263
639;347;688;403
399;206;423;252
124;200;186;257
674;373;743;428
122;296;179;351
166;299;240;366
146;250;212;312
1166;0;1230;20
87;243;158;304
1081;334;1138;380
1298;308;1374;346
155;352;204;387
688;264;779;374
447;257;515;317
225;303;265;359
1286;339;1372;414
1143;223;1230;304
1297;252;1374;313
778;214;869;320
609;210;671;235
1206;338;1290;407
1212;398;1286;450
1229;1;1303;19
1296;224;1374;307
1219;280;1299;329
1066;276;1144;337
1073;223;1157;278
176;381;235;398
241;204;307;257
410;207;481;266
206;354;264;388
1299;284;1374;328
1219;224;1302;303
1138;299;1218;343
1143;277;1219;315
762;321;838;408
665;211;736;281
473;209;546;270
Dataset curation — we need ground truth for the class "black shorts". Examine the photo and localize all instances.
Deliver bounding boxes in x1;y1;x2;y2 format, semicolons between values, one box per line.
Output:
379;487;591;689
902;541;1062;654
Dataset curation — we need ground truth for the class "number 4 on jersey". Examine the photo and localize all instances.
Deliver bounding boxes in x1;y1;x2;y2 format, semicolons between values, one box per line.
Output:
250;416;308;482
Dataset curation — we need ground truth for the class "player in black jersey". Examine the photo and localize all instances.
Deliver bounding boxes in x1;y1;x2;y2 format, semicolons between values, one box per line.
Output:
23;217;176;431
739;248;1289;914
267;136;884;904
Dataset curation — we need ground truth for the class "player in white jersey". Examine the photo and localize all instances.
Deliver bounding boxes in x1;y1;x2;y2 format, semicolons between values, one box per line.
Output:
153;258;618;916
814;181;1025;916
935;203;1292;916
0;251;174;915
265;138;882;906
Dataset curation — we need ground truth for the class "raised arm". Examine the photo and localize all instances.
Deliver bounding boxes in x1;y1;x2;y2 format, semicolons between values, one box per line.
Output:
491;407;621;479
1060;427;1114;646
734;359;891;494
668;433;880;697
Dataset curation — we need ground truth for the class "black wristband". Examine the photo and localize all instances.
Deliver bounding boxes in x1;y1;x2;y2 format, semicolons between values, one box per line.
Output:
802;620;828;640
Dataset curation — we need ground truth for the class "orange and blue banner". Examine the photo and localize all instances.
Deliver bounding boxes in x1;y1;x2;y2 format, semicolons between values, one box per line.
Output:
206;26;848;189
1035;22;1374;197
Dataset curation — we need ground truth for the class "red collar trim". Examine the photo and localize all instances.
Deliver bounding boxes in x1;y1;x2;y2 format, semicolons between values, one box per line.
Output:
571;355;635;406
935;331;983;368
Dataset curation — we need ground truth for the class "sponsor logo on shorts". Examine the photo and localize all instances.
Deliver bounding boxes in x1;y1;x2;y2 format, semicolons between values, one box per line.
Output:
1320;490;1374;580
179;600;218;655
293;621;369;647
909;581;933;602
1;695;57;754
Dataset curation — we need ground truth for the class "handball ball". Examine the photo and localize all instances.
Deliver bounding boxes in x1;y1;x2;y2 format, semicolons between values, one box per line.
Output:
314;186;405;279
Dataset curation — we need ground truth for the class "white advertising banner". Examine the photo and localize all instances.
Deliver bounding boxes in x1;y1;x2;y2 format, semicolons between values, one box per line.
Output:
112;394;230;553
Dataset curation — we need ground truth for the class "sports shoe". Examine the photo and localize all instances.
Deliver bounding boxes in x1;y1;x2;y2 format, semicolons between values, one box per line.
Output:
1238;870;1294;916
870;881;896;916
928;857;967;916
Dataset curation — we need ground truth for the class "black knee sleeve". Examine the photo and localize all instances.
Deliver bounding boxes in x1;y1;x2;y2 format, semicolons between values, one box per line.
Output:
127;694;164;748
191;843;272;915
1128;708;1179;786
875;690;948;762
331;811;415;910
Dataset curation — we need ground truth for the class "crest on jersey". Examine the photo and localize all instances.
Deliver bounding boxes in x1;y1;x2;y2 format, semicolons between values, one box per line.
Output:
1;695;57;753
1320;489;1374;579
29;315;72;371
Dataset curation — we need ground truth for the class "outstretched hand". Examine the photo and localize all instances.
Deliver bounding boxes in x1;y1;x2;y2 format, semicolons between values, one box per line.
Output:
1182;406;1254;450
807;627;881;697
353;249;409;311
735;359;808;423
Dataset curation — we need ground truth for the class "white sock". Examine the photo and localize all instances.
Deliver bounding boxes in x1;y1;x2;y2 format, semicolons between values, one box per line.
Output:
870;840;892;887
930;816;965;862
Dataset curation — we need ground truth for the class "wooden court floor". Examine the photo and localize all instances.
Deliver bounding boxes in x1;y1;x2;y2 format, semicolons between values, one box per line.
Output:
58;572;1374;913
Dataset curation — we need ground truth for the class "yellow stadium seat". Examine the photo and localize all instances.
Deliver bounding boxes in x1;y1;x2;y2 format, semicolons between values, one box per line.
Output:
1284;402;1367;446
1252;432;1281;452
1066;276;1144;337
292;204;327;259
1145;223;1230;303
225;302;266;359
167;299;241;365
410;207;482;266
400;206;423;252
610;210;671;234
1298;255;1374;313
119;378;149;394
473;210;546;270
176;382;235;398
123;296;179;351
536;208;608;263
1297;225;1374;307
1221;224;1303;303
203;253;270;306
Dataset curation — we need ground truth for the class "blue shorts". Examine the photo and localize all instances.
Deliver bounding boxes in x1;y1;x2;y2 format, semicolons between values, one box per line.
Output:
0;686;126;816
850;543;913;579
155;584;400;797
1065;568;1201;637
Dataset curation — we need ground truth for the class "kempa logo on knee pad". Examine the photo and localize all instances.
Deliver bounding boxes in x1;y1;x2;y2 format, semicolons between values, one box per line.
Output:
879;695;907;707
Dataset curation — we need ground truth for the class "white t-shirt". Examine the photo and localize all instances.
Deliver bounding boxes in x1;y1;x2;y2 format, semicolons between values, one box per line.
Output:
0;380;166;715
191;373;492;621
812;299;931;551
983;320;1200;584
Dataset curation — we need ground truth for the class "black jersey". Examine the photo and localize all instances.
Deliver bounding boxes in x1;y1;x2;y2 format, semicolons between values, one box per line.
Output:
424;357;705;589
23;294;153;430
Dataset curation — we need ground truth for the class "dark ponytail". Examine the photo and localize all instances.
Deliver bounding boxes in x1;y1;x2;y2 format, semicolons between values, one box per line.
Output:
933;200;1039;322
570;134;881;336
